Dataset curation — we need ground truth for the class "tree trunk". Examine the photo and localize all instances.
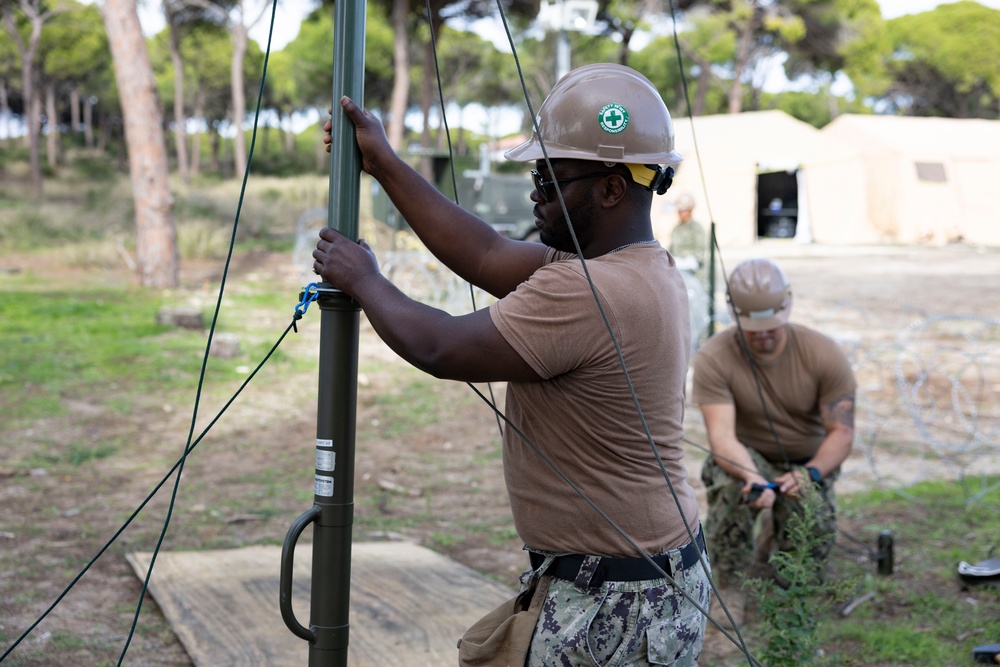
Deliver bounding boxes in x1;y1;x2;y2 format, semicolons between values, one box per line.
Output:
694;60;712;116
45;81;58;168
282;109;295;155
0;80;8;148
210;126;221;173
101;0;179;288
28;74;43;192
316;136;325;173
167;14;190;184
230;21;249;178
97;114;110;152
70;86;80;133
191;87;204;177
728;5;756;114
618;29;632;66
84;96;95;149
387;0;409;150
419;36;436;180
4;2;45;196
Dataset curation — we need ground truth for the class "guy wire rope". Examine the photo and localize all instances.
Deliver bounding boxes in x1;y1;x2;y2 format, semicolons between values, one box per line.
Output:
424;0;505;442
681;437;880;564
0;311;312;662
663;0;881;584
0;0;295;662
4;1;887;663
116;1;284;659
423;0;762;661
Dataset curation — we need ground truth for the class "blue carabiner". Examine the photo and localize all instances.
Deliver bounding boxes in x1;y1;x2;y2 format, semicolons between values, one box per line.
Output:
295;283;320;318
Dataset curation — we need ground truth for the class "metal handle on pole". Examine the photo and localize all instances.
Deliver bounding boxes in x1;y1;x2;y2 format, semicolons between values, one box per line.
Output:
280;505;321;642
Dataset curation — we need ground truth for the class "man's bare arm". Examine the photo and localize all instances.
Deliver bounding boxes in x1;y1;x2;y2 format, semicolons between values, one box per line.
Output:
806;394;856;477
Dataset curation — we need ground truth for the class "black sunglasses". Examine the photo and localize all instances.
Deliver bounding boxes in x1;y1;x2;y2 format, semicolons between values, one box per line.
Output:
530;170;615;202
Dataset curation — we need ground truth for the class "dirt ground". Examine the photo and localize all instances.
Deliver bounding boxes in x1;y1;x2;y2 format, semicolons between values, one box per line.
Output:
2;241;998;665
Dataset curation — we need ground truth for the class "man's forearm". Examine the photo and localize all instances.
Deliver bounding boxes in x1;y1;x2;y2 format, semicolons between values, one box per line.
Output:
711;435;769;484
810;394;856;477
351;273;463;378
805;427;853;478
348;274;539;384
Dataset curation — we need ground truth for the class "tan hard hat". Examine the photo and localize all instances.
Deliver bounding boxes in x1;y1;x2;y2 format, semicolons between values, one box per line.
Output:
504;63;683;166
676;193;695;211
727;258;793;332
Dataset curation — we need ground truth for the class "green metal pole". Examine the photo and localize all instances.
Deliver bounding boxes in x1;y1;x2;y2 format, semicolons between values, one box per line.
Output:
279;1;366;665
311;1;366;665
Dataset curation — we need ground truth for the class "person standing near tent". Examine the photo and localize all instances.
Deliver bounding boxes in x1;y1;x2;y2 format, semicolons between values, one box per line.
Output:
668;192;706;283
313;63;711;666
669;192;709;355
691;257;855;625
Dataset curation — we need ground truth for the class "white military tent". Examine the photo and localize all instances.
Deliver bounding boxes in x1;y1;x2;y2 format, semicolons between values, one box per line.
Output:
652;110;873;248
822;114;1000;246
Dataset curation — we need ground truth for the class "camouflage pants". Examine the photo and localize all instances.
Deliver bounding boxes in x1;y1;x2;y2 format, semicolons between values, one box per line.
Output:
700;452;837;585
520;535;711;666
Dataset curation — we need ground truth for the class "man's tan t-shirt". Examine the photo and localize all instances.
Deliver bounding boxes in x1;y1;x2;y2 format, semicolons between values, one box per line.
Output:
691;323;856;462
489;243;700;557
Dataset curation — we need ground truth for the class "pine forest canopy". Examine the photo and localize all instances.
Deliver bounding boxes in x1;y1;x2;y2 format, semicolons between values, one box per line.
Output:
1;0;998;182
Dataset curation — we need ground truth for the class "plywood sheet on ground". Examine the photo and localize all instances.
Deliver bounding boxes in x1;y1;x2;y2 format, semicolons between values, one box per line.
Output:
127;542;515;667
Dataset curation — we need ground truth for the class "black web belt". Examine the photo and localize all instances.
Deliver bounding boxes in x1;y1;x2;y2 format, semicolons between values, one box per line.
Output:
529;529;706;587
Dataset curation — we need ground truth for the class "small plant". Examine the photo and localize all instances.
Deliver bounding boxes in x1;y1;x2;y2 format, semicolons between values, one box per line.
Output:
744;488;857;667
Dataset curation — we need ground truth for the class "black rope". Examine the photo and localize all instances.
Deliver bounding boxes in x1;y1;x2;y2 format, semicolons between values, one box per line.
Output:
664;0;876;588
489;1;759;660
682;437;880;562
0;318;301;663
424;0;505;442
115;0;282;660
2;3;870;664
464;383;762;662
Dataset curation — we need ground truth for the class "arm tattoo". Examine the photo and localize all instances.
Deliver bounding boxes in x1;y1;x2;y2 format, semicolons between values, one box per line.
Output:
825;395;855;428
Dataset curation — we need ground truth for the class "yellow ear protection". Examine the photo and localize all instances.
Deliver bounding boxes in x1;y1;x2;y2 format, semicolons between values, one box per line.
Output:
624;163;674;195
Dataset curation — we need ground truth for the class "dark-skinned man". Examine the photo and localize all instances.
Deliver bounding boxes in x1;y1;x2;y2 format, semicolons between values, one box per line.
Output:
313;64;710;666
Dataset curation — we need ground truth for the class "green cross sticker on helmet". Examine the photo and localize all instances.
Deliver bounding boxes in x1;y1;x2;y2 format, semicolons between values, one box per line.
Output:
598;103;629;134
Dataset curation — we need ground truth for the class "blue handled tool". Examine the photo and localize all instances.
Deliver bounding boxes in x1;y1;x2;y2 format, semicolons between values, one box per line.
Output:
746;482;779;504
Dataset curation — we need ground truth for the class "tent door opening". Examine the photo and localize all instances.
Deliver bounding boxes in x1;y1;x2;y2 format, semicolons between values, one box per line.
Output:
756;170;799;239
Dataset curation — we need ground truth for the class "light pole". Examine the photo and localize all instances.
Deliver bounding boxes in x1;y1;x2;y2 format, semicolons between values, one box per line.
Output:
537;0;599;81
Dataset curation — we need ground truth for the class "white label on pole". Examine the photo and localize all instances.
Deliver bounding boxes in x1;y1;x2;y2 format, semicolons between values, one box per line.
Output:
316;438;333;448
315;475;334;497
315;449;335;472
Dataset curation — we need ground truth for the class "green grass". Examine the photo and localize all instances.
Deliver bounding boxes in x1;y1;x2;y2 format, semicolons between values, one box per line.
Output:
810;477;1000;666
2;158;998;665
361;366;477;439
0;265;310;429
367;373;445;438
0;285;205;421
